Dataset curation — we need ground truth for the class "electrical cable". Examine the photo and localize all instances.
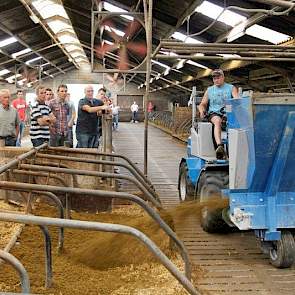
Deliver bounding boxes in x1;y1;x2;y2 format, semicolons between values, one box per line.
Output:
184;3;295;39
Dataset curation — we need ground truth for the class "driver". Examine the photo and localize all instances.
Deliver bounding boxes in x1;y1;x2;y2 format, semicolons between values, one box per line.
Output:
198;69;238;159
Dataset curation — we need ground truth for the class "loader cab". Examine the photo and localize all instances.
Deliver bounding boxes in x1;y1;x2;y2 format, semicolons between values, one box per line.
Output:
189;110;228;162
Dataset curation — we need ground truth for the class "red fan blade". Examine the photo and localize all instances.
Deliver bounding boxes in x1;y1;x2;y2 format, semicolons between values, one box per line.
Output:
102;20;121;42
124;20;141;40
96;43;118;57
118;46;129;70
126;42;147;57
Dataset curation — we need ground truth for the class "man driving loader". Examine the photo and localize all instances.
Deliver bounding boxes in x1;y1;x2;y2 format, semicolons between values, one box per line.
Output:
198;69;239;159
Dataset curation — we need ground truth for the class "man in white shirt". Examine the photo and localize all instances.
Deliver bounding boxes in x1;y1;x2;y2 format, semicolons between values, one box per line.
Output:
111;102;120;130
130;101;139;123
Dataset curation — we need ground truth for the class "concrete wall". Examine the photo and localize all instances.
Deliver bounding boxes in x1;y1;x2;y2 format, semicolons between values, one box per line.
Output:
2;64;170;111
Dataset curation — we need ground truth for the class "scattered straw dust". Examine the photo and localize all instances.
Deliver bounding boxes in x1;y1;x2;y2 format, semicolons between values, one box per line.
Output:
0;200;23;249
0;203;204;294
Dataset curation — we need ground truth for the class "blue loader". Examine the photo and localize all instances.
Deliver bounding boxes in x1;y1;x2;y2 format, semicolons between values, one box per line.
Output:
178;92;295;268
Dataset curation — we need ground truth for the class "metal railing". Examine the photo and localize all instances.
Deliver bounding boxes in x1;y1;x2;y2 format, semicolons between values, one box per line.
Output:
0;213;200;295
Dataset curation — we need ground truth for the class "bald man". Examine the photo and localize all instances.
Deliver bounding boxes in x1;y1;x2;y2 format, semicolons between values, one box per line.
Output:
0;89;20;146
76;85;109;148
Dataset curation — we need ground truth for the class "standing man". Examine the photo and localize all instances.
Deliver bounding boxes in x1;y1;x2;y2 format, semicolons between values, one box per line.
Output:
0;89;19;146
30;85;56;147
130;101;139;123
12;89;28;146
48;84;70;147
66;92;76;147
198;69;238;159
76;85;109;148
111;102;120;131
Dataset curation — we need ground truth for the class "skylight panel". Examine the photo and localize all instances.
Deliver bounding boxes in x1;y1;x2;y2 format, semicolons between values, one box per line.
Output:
246;24;291;44
12;48;32;59
70;51;85;58
103;2;134;21
172;32;203;44
0;37;17;48
57;34;79;45
64;44;81;52
195;1;246;27
0;69;10;76
32;0;68;19
47;19;73;34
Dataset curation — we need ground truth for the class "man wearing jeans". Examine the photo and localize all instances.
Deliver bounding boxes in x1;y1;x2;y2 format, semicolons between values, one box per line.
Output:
48;84;70;147
0;89;19;146
12;89;27;146
76;85;109;148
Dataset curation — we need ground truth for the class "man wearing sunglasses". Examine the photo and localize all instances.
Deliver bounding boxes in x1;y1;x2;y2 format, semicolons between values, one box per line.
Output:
198;69;238;159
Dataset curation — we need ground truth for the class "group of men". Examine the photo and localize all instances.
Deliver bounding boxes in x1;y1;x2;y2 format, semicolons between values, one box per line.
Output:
0;68;235;158
0;84;110;148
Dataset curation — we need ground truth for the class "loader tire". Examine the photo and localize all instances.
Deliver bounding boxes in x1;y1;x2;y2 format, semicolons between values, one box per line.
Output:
198;170;230;233
269;230;295;268
178;162;195;202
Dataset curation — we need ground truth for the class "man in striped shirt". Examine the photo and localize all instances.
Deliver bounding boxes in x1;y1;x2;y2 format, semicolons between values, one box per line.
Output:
30;85;56;147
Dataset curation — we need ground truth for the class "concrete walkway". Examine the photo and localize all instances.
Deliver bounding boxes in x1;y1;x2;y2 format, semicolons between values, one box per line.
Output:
112;122;186;208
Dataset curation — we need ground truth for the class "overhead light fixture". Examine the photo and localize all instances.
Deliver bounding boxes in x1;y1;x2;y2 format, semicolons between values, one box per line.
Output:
172;32;203;44
0;69;10;76
151;59;170;69
0;37;17;48
186;60;209;69
26;56;42;64
6;74;22;83
11;48;32;58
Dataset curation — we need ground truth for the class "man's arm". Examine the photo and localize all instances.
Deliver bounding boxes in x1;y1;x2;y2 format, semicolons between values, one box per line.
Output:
68;104;76;127
232;86;239;98
82;104;109;113
15;112;20;137
198;90;209;118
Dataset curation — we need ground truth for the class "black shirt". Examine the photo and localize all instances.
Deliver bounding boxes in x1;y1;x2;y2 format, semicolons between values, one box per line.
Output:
76;98;104;135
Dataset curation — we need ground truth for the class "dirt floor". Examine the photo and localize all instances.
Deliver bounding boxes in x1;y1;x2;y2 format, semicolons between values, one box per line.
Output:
0;200;23;249
0;203;204;294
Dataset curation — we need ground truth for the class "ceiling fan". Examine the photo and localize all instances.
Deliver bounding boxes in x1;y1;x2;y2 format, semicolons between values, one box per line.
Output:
96;17;147;82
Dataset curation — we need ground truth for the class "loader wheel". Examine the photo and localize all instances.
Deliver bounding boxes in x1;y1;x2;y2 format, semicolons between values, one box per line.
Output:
269;231;295;268
178;162;195;202
198;170;230;233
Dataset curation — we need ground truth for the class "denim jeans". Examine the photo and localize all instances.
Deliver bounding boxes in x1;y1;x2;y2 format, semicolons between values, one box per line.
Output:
132;111;138;122
67;128;73;148
4;136;17;146
31;138;48;147
112;114;119;130
16;121;25;146
76;133;97;148
50;134;68;147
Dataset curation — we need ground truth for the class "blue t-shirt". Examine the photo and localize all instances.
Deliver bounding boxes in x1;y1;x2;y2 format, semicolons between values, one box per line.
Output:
207;83;233;115
76;98;103;135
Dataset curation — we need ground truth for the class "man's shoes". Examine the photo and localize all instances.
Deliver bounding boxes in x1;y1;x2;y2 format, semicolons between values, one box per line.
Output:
216;144;226;160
